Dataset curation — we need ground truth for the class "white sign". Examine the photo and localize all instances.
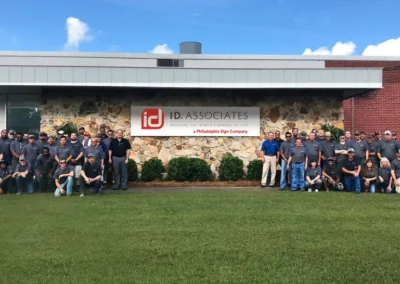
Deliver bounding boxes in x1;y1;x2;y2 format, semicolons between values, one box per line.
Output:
131;106;260;136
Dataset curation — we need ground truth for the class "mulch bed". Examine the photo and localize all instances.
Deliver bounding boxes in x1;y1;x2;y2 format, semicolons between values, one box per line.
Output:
129;180;260;188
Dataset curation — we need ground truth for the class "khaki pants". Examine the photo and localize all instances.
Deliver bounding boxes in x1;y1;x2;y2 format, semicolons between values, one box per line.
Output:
261;156;277;186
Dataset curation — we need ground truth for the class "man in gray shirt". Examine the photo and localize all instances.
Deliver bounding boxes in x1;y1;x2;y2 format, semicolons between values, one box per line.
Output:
378;130;398;162
304;132;321;166
102;129;114;187
35;147;56;192
351;131;369;165
279;132;294;189
10;132;27;171
85;137;105;167
0;129;13;165
287;138;308;191
55;136;73;164
320;131;336;167
22;135;40;172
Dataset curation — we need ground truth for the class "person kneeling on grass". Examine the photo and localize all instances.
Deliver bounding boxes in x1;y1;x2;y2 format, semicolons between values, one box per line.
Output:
322;157;341;191
12;156;33;195
305;160;322;192
53;159;74;197
362;159;377;193
79;153;102;197
0;160;13;194
378;158;392;193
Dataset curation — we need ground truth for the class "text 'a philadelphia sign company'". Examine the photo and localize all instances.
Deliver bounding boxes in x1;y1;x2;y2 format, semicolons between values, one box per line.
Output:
131;106;260;136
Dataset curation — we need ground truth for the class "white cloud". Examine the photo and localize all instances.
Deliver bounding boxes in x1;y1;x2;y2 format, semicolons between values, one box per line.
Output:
303;41;356;56
150;44;173;54
64;17;92;51
362;37;400;56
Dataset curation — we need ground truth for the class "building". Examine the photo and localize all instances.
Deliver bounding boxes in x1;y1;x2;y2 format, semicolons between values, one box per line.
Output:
0;42;389;171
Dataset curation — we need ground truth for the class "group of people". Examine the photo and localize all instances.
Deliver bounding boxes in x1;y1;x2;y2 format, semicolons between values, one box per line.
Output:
260;128;400;194
0;126;131;197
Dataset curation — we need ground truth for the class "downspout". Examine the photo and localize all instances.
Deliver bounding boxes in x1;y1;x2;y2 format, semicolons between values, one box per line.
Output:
351;97;355;133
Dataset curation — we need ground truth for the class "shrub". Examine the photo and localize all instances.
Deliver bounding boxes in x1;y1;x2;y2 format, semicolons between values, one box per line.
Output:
127;159;138;182
247;159;263;180
141;158;163;182
321;124;344;142
57;122;79;135
168;157;213;182
218;156;244;181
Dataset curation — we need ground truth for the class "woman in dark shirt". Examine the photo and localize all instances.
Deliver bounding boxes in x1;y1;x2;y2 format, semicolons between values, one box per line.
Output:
378;157;392;193
362;159;377;193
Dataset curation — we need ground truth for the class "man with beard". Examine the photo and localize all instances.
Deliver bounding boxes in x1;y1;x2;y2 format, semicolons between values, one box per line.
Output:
69;132;85;186
46;136;58;157
37;132;49;152
0;129;13;166
344;130;353;147
342;148;361;193
78;127;85;143
22;135;40;176
378;130;398;163
98;125;108;141
320;131;336;168
10;132;27;171
291;128;299;144
85;137;105;167
35;147;56;192
80;154;103;196
366;134;379;167
322;157;341;191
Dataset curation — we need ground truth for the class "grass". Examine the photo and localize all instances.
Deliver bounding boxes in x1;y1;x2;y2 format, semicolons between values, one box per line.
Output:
1;190;400;284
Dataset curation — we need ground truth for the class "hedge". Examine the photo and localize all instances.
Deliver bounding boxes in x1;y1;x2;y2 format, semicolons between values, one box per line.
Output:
247;159;263;180
218;155;244;181
141;158;163;182
127;159;138;181
168;157;213;182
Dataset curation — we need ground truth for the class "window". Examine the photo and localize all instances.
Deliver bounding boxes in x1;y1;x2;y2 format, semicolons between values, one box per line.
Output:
157;59;183;67
6;93;42;135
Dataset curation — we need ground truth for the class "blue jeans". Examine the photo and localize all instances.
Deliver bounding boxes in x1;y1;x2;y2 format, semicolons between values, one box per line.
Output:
366;183;376;193
344;175;361;193
280;160;289;189
54;176;74;196
16;176;34;194
291;163;305;191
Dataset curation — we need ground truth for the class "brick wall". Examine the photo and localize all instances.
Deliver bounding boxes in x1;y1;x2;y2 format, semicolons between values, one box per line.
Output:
326;61;400;135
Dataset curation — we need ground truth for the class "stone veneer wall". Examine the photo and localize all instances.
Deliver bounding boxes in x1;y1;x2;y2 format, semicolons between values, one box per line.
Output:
40;88;344;173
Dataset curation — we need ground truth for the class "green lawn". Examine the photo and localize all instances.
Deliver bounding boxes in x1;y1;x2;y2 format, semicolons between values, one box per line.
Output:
1;190;400;284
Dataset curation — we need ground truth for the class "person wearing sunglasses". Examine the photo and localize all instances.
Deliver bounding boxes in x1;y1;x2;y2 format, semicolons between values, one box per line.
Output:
80;153;103;196
335;135;348;181
53;159;74;197
279;132;293;189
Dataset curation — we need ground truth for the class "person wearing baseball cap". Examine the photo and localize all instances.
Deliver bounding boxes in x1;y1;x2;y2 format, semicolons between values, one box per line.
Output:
341;148;361;193
378;130;397;163
392;132;397;141
38;132;49;152
322;157;340;191
79;153;102;197
350;131;369;165
320;131;336;169
390;150;400;193
12;156;34;194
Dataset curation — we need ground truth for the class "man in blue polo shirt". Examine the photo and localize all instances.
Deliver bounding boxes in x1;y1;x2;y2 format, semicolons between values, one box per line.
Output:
260;131;280;188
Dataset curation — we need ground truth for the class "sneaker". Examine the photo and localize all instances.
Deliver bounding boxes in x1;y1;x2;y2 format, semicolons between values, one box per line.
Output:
315;189;319;193
80;193;84;197
16;192;21;195
308;189;312;192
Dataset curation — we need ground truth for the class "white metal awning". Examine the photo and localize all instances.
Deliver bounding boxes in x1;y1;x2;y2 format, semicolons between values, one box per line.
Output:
0;65;382;89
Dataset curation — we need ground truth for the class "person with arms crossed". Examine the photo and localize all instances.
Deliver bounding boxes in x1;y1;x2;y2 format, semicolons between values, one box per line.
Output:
305;160;322;192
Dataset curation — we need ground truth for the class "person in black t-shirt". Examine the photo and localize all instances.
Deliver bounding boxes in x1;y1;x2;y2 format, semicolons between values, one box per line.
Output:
109;129;131;191
378;157;392;193
305;160;322;192
361;159;377;193
80;154;102;196
341;148;361;193
0;160;13;194
322;157;341;191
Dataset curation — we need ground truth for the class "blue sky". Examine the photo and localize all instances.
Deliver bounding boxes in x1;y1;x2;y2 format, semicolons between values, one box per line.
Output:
1;0;399;55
